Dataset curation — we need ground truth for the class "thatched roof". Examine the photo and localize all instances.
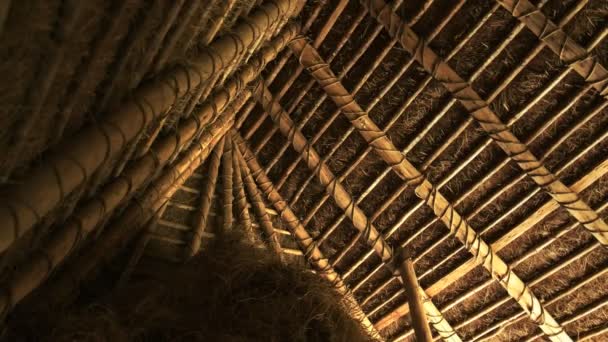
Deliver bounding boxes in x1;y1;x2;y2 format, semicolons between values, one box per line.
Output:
0;0;607;340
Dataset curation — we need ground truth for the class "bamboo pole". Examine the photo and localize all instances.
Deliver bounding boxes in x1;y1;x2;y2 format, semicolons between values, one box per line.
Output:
377;157;608;332
232;141;253;236
288;37;571;341
0;93;248;318
249;0;408;167
290;0;492;253
221;137;234;231
399;258;433;342
235;145;284;256
1;0;86;181
351;97;607;311
251;84;461;342
233;131;383;341
0;0;302;254
187;138;225;258
0;14;301;256
241;1;327;140
497;0;608;98
359;0;608;246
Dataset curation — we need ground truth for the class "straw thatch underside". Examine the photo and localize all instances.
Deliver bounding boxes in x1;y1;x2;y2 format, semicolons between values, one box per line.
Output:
0;0;607;341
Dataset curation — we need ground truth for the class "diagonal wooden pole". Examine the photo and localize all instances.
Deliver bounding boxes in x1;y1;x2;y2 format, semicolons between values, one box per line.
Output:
356;0;608;247
232;131;382;341
187;138;225;258
235;145;284;257
252;83;461;341
287;37;571;341
232;139;253;237
399;258;432;342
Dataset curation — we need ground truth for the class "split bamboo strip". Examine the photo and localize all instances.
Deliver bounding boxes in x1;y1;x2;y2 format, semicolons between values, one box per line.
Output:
258;0;416;176
361;0;608;242
289;37;571;341
283;2;468;218
0;94;246;318
249;0;352;152
1;0;86;181
466;204;608;341
239;1;326;140
303;1;495;258
52;0;136;144
250;84;461;342
235;146;284;256
376;157;608;332
187;138;225;258
242;0;348;141
337;0;585;272
253;83;393;262
361;91;608;312
232;131;382;341
0;8;301;254
367;133;608;320
475;261;608;341
222;138;234;231
399;258;433;342
419;0;586;171
232;141;253;236
497;0;608;98
367;3;597;276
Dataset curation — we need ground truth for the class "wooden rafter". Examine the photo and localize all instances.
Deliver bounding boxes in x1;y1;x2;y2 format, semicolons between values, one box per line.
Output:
232;131;382;341
288;36;571;340
252;82;462;341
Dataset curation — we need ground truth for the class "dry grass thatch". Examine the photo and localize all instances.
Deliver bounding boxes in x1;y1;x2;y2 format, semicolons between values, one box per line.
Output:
0;0;607;341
